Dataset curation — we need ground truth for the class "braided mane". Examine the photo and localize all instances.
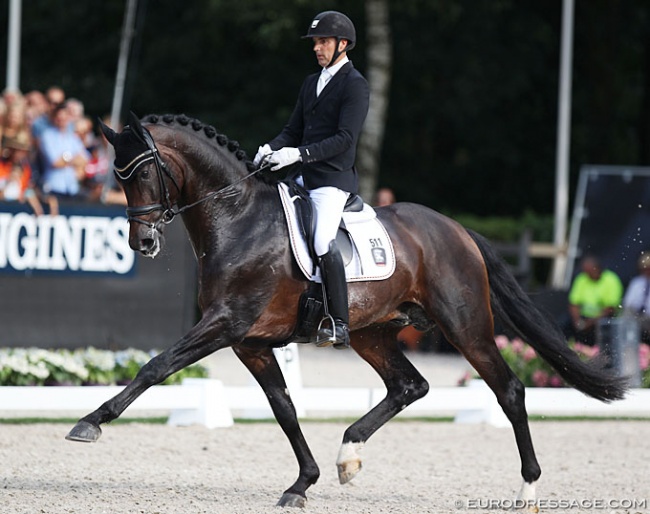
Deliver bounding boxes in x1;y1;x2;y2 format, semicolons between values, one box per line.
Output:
142;113;259;174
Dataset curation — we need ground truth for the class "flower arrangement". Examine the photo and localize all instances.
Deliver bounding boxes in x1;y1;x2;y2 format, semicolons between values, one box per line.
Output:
459;336;650;388
0;347;209;386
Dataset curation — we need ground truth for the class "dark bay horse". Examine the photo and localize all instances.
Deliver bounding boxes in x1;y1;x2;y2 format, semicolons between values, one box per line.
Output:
66;113;626;508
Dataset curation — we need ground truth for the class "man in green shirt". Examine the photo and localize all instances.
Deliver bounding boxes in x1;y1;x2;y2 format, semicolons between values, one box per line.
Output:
566;255;623;345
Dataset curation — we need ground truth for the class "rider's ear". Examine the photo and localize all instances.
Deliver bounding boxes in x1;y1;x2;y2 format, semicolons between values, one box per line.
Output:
98;117;117;145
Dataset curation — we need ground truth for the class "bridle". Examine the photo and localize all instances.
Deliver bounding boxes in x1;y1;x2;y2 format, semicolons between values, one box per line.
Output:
114;125;266;230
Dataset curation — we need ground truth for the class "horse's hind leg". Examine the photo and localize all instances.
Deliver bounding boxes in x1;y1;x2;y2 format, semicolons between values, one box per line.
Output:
455;333;541;500
339;326;430;484
233;345;319;508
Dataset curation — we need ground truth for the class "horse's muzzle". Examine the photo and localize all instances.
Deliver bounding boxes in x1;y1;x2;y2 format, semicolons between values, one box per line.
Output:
129;225;162;257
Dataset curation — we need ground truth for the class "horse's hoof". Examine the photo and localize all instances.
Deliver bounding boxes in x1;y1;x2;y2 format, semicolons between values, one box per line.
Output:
65;421;102;443
276;492;306;508
337;459;362;484
336;441;363;484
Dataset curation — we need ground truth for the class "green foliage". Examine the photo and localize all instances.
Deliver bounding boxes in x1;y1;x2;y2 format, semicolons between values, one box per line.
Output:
451;211;553;242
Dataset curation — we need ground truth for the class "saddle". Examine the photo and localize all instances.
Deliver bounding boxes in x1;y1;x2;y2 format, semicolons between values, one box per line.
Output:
283;180;362;344
284;180;363;273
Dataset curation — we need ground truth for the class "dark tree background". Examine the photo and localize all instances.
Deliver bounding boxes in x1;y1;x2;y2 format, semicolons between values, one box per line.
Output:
2;0;649;217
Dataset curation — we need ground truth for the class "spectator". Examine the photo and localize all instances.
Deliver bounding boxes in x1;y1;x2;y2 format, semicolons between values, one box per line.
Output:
1;95;30;152
38;103;89;198
66;98;85;125
78;119;110;201
0;135;57;215
374;187;395;207
24;90;49;127
31;87;65;138
564;255;623;345
622;252;650;341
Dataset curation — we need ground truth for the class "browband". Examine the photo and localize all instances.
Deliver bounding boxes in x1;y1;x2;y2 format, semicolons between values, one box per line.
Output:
113;149;157;181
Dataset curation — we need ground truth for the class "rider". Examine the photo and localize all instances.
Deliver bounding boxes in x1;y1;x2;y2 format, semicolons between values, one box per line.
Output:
254;11;370;349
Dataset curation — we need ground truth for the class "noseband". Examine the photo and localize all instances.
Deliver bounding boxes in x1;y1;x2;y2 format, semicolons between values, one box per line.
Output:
114;125;266;230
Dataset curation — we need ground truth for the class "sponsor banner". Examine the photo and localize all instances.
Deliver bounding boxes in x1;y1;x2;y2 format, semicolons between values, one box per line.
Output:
0;202;135;276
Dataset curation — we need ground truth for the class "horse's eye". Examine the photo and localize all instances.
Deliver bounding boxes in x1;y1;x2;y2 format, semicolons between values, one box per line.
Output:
141;169;150;179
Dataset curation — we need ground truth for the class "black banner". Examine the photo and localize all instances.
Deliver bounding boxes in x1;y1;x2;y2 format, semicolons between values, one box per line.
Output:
0;201;197;349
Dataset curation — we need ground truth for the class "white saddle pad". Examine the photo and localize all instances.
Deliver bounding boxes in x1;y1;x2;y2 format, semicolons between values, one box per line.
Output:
278;182;396;282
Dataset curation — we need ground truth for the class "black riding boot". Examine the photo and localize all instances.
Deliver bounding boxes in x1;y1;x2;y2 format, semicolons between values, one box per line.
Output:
315;241;350;349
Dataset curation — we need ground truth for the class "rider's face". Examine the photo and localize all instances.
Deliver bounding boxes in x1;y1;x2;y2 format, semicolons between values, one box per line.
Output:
312;37;347;68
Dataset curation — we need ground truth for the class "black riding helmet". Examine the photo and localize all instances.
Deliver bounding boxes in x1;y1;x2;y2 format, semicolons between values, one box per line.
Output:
302;11;356;67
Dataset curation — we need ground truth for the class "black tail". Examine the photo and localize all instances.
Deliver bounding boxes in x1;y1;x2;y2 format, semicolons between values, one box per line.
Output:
467;229;628;402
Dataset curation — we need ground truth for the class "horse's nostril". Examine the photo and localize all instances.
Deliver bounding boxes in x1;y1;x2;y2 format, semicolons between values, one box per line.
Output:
141;238;155;250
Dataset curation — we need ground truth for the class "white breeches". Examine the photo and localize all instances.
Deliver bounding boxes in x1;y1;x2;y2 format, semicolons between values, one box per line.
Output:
295;175;349;256
307;185;349;257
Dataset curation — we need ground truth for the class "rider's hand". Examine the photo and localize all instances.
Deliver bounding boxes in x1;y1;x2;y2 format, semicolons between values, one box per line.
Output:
253;143;272;167
268;147;302;171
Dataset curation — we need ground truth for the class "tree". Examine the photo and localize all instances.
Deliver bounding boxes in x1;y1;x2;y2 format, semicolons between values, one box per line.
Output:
357;0;392;203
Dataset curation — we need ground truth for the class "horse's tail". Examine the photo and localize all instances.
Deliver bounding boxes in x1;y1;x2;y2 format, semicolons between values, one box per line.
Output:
466;229;628;402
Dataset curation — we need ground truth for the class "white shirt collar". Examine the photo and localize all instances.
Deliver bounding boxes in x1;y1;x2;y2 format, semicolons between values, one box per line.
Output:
322;55;349;78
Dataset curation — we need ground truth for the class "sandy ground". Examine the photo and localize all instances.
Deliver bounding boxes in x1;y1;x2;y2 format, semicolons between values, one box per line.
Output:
1;420;648;514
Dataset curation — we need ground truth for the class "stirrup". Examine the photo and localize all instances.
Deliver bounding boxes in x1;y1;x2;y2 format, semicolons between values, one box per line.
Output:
315;313;337;347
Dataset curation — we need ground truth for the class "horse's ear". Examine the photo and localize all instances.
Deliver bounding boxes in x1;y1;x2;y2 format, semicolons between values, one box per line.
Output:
127;111;145;141
98;117;117;146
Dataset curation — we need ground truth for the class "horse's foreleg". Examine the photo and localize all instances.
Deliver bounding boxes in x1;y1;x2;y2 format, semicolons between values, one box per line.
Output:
459;339;541;500
233;345;319;508
338;327;429;484
66;317;230;443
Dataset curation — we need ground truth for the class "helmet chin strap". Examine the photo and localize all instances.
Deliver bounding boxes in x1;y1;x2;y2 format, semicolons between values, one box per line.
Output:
327;39;346;68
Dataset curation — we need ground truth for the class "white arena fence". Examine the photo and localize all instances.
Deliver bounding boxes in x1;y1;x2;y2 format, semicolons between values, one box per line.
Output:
0;345;648;428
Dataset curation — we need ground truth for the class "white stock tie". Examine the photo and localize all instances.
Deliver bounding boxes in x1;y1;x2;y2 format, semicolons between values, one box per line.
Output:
316;69;330;97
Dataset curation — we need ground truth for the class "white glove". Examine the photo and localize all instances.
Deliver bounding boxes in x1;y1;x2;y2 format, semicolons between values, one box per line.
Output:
268;147;302;171
253;143;272;167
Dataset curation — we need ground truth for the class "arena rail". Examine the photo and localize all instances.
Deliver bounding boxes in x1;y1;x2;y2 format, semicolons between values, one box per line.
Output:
1;377;649;428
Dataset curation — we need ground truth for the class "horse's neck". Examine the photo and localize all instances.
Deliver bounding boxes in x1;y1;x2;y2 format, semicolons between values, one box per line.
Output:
181;180;283;260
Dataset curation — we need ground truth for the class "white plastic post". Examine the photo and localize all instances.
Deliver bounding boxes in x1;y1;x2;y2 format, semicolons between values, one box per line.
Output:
274;343;306;417
454;379;510;428
243;343;306;419
167;378;234;428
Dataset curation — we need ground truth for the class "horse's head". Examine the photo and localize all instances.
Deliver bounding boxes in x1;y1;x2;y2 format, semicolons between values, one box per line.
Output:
100;112;181;257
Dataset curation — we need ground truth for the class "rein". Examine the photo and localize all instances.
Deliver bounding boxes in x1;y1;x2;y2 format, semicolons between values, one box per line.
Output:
116;126;268;229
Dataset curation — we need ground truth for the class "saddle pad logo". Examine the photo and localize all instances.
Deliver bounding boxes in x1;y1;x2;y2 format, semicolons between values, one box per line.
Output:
370;239;387;266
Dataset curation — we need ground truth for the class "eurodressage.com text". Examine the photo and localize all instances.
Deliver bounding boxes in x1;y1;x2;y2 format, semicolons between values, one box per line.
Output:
458;498;647;510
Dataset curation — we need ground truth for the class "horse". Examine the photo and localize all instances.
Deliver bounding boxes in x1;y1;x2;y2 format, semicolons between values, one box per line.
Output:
66;112;627;508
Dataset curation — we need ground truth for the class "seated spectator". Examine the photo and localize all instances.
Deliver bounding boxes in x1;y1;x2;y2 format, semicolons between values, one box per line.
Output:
38;103;89;198
622;252;650;341
0;135;57;216
564;255;623;345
